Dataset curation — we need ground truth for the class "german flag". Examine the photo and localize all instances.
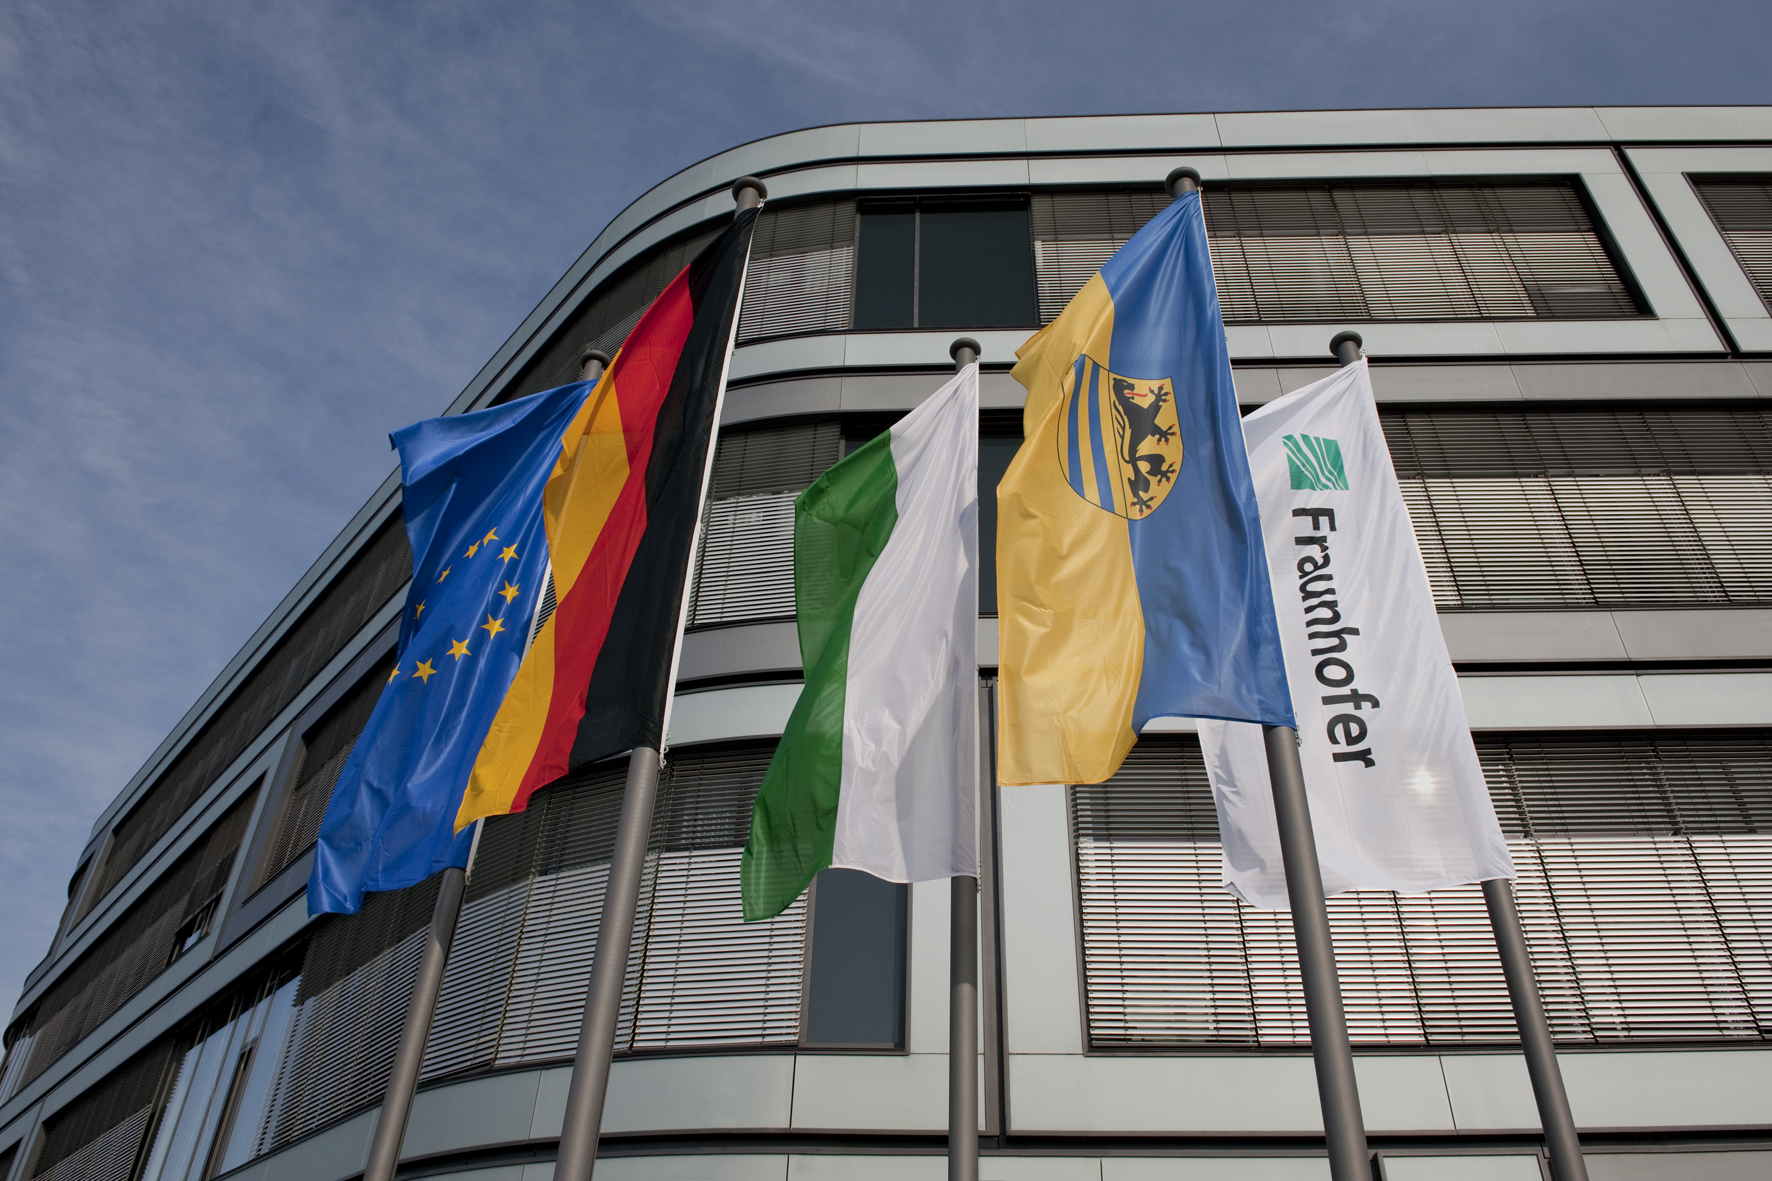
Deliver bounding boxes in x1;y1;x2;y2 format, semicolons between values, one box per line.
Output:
455;206;758;828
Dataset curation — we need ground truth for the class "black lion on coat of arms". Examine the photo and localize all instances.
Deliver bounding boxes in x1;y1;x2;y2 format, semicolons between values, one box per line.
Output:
1110;377;1179;512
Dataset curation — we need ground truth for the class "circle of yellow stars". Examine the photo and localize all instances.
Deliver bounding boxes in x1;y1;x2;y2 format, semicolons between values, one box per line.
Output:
387;524;523;686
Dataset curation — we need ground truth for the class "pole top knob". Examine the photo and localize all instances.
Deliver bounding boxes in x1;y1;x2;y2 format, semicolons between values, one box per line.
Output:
949;337;981;368
1329;331;1363;365
1166;167;1202;198
578;348;612;380
733;176;767;209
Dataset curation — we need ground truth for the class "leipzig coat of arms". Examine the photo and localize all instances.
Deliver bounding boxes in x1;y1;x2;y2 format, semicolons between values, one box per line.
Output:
1056;355;1183;520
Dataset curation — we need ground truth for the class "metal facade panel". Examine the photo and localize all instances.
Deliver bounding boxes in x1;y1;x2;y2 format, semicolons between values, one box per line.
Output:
790;1054;950;1131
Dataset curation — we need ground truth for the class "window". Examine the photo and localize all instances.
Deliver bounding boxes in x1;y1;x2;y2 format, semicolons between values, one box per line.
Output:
1691;175;1772;311
501;227;722;403
1384;406;1772;609
135;964;301;1181
803;868;908;1048
2;793;258;1102
1072;732;1772;1049
1031;181;1641;325
252;662;393;888
978;412;1024;615
854;199;1039;331
688;422;843;629
28;1041;176;1181
81;515;410;921
737;200;857;342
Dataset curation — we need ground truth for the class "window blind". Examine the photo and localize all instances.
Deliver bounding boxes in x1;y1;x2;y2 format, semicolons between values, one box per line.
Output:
1031;182;1639;326
30;1042;175;1181
3;794;257;1100
253;662;394;887
83;515;410;920
1072;732;1772;1049
423;743;806;1073
737;201;856;342
1382;407;1772;608
1691;176;1772;311
502;228;723;404
688;423;842;629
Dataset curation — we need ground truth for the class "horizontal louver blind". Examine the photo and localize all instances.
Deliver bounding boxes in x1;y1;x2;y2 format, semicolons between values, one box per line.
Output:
1691;176;1772;310
1383;408;1772;608
737;201;856;342
504;229;723;403
1073;733;1772;1049
689;423;842;629
1031;183;1638;327
255;662;392;887
421;743;804;1082
31;1042;174;1181
4;795;257;1099
84;515;410;919
258;879;440;1152
1030;191;1170;323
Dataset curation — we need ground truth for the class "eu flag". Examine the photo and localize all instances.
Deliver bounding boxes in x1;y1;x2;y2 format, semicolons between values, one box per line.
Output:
308;382;594;915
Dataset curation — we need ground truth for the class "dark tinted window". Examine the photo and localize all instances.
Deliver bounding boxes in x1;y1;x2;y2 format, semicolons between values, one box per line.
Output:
853;205;916;329
920;203;1038;328
804;868;907;1047
853;200;1038;331
979;422;1023;614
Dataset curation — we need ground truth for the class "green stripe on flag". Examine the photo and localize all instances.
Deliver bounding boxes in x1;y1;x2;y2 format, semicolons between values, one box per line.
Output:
740;431;899;921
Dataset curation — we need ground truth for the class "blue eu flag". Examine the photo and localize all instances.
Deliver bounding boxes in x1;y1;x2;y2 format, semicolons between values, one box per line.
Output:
307;382;593;915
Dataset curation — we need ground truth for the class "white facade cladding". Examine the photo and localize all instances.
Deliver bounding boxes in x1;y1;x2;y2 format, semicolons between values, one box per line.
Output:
5;108;1772;1181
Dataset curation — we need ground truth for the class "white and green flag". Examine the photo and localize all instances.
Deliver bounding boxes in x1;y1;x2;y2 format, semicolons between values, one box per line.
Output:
1199;360;1515;908
742;366;979;921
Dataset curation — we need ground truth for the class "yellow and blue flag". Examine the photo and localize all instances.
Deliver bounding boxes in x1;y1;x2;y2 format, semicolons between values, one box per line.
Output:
997;187;1294;786
307;384;590;915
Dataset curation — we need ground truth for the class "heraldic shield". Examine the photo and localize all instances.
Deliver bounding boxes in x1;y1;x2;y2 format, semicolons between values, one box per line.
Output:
1056;354;1182;520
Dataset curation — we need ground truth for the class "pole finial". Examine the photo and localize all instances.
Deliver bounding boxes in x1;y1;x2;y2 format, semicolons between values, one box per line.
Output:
1166;167;1202;199
579;348;612;383
733;176;767;211
949;337;981;370
1329;331;1363;367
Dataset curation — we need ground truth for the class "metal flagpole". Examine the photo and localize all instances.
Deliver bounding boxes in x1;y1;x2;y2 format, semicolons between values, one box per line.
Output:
1169;165;1373;1181
1332;331;1588;1181
361;818;485;1181
947;337;982;1181
553;176;766;1181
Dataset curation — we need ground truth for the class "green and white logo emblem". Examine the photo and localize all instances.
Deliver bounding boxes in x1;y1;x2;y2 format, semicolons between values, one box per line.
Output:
1283;433;1348;491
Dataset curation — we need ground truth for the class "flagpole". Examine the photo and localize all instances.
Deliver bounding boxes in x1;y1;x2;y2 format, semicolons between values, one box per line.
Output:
1333;333;1588;1181
361;817;484;1181
553;176;766;1181
1167;166;1371;1181
947;337;982;1181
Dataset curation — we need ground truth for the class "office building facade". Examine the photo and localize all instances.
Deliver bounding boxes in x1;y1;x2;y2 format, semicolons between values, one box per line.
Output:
4;108;1771;1181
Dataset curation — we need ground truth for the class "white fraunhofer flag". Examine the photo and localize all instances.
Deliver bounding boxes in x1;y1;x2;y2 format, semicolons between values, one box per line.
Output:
1198;360;1514;908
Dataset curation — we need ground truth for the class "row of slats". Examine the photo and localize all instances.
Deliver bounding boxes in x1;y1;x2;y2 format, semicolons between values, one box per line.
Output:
5;795;257;1099
1692;176;1772;308
81;516;410;920
253;661;392;888
1073;734;1772;1048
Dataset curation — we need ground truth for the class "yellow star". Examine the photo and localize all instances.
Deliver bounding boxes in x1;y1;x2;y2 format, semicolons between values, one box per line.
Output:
498;580;520;605
438;567;451;582
466;541;480;558
480;614;506;639
414;600;425;618
412;659;437;683
447;638;472;661
481;527;499;547
499;544;518;562
387;665;401;685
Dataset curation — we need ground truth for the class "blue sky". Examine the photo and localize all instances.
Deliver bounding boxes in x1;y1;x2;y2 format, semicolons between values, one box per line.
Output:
3;0;1769;1013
